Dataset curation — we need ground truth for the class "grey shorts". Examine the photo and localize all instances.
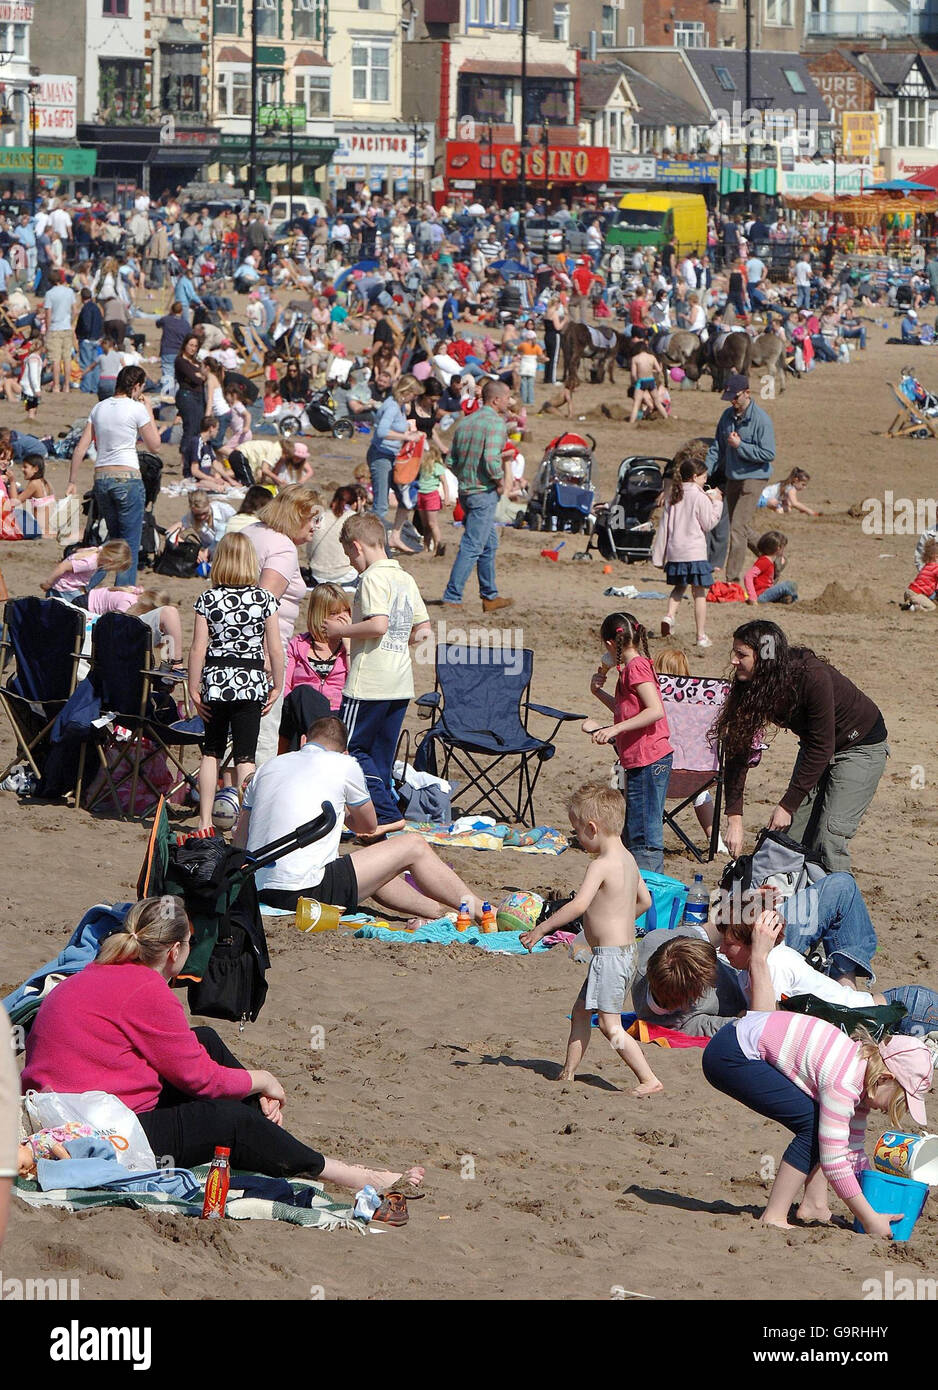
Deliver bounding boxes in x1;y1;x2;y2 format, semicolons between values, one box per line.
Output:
577;944;638;1015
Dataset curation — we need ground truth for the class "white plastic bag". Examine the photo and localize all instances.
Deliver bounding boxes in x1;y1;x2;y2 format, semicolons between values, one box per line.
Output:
23;1091;156;1171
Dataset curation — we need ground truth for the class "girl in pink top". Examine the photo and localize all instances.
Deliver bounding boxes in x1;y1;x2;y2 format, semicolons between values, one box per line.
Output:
40;539;133;601
284;583;351;710
582;612;673;873
651;444;723;648
22;896;426;1201
703;1010;933;1237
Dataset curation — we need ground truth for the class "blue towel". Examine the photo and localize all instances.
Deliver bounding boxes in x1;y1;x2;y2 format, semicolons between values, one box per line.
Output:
355;919;549;953
4;902;132;1021
36;1138;200;1199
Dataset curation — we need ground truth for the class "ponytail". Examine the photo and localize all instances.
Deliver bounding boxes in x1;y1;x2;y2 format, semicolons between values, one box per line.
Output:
600;611;650;665
96;896;189;967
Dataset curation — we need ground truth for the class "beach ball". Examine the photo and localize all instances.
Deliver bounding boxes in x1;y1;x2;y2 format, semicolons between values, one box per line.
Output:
212;786;242;834
669;367;686;384
496;890;544;933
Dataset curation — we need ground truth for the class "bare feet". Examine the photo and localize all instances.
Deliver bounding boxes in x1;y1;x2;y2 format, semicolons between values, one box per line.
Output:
556;1068;576;1082
632;1079;664;1098
386;1165;425;1190
760;1214;794;1230
796;1201;833;1225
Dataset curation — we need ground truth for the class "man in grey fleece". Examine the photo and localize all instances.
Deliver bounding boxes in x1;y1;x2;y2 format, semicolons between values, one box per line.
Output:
632;925;746;1037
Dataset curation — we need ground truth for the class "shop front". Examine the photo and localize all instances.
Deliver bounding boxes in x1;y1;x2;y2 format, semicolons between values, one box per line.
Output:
443;140;609;207
0;144;97;199
331;124;435;203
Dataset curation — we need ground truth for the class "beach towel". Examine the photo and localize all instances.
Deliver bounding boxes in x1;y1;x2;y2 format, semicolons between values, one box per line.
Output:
14;1164;361;1231
588;1012;708;1049
355;919;550;953
402;821;569;854
4;903;131;1026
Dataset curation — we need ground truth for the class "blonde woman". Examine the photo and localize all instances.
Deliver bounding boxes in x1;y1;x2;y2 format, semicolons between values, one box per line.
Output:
21;897;425;1205
188;532;283;828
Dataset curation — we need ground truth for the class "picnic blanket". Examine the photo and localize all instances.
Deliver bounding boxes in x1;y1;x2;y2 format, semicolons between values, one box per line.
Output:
402;821;569;854
588;1012;709;1049
14;1164;362;1231
355;919;549;953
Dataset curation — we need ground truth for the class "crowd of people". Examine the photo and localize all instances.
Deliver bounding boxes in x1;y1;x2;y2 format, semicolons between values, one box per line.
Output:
1;181;936;1252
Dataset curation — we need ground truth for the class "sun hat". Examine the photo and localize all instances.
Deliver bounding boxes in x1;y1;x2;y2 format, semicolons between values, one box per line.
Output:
290;441;309;461
879;1035;933;1126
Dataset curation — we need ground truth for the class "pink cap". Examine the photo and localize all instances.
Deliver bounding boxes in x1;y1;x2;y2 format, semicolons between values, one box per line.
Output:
879;1035;933;1125
291;441;309;460
411;360;432;381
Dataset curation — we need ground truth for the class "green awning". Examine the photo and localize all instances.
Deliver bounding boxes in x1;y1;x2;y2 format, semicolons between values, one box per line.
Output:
0;146;97;177
719;166;777;196
256;46;285;64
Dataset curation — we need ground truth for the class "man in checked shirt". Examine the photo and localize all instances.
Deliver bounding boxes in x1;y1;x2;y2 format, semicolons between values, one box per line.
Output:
437;378;514;612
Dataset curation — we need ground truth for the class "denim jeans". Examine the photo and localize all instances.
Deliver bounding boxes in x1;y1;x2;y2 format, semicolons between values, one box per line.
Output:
160;353;177;397
795;284;811;310
520;375;534;405
758;579;798;603
780;872;878;982
841;325;867;349
810;334;838;363
213;410;232;449
93;473;146;584
621;752;672;874
367;450;406;523
884;986;938;1037
79;338;100;394
443;489;499;603
177;388;205;475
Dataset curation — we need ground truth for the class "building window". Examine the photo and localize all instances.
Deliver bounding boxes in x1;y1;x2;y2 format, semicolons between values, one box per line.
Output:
673;20;706;46
102;0;129;14
714;65;735;91
626;25;635;45
358;0;380;8
457;74;512;125
214;0;239;32
257;69;283;105
783;68;806;93
256;0;280;37
467;0;517;26
161;45;202;115
553;2;569;41
764;0;793;24
896;97;927;147
0;22;27;54
295;70;329;116
292;0;320;36
351;40;390;102
98;58;146;121
216;68;251;116
524;79;575;126
601;5;616;46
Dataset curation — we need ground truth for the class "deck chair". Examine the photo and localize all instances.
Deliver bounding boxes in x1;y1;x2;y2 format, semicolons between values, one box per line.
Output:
413;645;585;824
658;674;729;863
0;597;85;780
887;383;938;439
75;611;204;821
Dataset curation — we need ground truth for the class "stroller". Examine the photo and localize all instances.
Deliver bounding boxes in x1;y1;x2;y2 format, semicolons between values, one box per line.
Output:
582;455;667;564
280;386;355;441
522;432;596;533
138;797;337;1026
74;449;164;570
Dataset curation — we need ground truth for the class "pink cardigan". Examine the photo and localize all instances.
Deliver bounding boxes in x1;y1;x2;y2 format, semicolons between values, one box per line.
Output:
21;962;253;1114
652;485;724;566
284;633;349;710
759;1011;871;1202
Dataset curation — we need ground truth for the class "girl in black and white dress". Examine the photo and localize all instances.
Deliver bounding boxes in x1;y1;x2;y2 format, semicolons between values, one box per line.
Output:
187;531;284;831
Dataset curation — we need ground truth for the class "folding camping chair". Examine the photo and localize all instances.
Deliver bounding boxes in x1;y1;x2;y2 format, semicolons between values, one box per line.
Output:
413;645;585;825
0;596;85;780
887;383;938;440
658;674;729;863
75;611;204;820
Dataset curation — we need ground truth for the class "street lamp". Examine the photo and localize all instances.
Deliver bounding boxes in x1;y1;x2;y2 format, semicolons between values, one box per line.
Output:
410;118;427;205
249;0;258;211
261;102;304;221
519;0;528;239
0;84;37;212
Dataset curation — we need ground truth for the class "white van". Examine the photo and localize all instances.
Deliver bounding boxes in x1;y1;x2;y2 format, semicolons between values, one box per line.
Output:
269;194;326;223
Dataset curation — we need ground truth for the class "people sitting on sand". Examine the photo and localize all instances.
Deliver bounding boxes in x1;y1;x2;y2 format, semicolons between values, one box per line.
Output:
20;896;424;1216
233;714;485;927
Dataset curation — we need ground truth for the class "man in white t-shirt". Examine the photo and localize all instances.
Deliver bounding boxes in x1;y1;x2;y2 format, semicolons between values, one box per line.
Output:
235;716;481;922
794;252;813;311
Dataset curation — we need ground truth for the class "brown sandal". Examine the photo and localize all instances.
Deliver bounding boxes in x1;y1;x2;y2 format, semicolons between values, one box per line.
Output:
372;1192;409;1226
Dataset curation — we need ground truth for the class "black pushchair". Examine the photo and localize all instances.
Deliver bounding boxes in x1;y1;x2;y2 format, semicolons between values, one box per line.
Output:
582;455;667;564
75;449;163;570
280;386;355;441
138;797;337;1026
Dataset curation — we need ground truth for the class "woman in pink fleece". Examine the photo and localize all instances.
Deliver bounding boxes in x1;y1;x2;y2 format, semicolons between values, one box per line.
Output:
651;442;723;649
22;897;423;1199
703;1007;933;1237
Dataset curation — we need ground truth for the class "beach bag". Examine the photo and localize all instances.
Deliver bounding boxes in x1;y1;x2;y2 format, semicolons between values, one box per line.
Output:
23;1090;156;1170
186;884;268;1025
720;827;827;903
154;529;201;578
781;994;907;1043
392;432;425;486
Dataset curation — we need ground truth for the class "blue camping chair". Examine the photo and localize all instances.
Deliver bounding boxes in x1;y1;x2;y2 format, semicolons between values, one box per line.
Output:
413;645;585;825
0;596;85;780
75;611;204;820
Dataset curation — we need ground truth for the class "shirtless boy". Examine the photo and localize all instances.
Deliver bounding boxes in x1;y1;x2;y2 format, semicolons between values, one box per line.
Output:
521;781;663;1097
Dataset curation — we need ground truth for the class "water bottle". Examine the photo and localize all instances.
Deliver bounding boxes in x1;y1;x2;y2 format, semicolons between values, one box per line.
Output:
682;873;710;930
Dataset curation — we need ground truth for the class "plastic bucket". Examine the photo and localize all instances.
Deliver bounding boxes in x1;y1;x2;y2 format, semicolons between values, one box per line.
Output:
854;1168;928;1241
874;1132;938;1186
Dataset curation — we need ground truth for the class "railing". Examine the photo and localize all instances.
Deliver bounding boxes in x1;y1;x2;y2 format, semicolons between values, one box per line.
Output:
806;9;938;37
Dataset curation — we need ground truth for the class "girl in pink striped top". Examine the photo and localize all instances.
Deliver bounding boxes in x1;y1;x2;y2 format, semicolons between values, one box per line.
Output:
703;1010;933;1237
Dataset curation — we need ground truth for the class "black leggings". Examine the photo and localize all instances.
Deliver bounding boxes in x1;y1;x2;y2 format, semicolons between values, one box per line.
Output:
137;1027;325;1178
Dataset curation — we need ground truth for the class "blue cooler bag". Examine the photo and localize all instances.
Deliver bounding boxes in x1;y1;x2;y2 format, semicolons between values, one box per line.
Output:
636;871;689;936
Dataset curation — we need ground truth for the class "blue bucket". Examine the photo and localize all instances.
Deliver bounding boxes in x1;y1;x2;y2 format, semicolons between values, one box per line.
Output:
853;1168;928;1241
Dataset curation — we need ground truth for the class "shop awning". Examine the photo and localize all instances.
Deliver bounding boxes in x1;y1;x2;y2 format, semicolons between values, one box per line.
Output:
719;166;776;196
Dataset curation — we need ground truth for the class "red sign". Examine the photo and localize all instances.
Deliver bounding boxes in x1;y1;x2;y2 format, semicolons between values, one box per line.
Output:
445;140;609;184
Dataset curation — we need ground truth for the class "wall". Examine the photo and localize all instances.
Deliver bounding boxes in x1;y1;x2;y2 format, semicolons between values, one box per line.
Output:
806;50;876;118
328;0;402;123
84;0;145;122
28;0;85;123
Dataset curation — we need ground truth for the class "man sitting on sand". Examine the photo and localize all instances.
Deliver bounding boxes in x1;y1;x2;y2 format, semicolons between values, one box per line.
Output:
234;715;484;927
520;782;663;1097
